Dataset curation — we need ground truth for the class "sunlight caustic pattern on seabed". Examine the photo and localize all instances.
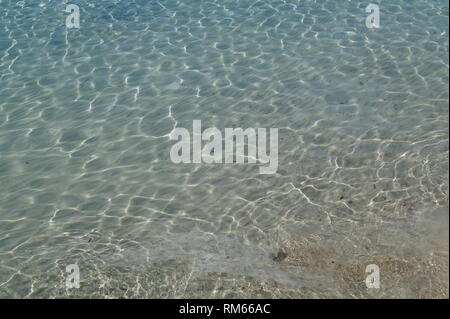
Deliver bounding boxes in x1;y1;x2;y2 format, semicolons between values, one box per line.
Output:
0;0;448;298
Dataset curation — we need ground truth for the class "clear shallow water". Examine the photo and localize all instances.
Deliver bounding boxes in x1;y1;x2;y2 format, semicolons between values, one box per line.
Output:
0;0;448;298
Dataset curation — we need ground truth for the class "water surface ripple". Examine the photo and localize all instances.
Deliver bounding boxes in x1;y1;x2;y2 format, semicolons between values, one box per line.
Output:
0;0;448;298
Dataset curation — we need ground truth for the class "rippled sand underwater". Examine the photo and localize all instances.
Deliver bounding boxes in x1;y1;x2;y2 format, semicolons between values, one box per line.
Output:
0;0;448;298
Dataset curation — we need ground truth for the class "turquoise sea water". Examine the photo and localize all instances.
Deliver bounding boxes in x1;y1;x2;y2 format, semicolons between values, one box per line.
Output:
0;0;448;298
